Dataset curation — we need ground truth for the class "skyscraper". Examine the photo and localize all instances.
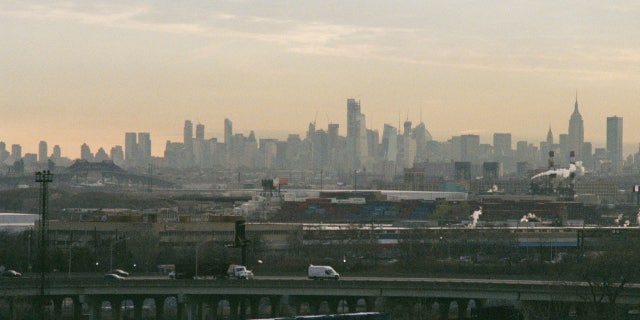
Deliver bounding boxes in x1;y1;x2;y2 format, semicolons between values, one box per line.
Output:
347;98;367;167
38;141;48;163
381;124;398;162
567;96;584;160
346;98;361;140
52;145;61;159
183;120;194;166
183;120;193;149
493;133;512;157
224;119;233;144
138;132;151;162
11;144;21;160
125;132;137;163
461;134;480;163
80;143;93;161
196;124;205;140
607;116;623;173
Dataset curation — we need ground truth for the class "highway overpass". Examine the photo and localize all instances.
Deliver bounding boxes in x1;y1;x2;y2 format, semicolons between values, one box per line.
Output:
0;276;637;319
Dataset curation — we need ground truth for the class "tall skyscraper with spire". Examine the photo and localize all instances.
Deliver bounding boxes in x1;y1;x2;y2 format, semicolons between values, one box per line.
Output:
567;95;584;161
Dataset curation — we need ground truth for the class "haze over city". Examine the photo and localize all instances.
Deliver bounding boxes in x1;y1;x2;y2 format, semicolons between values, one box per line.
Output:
2;1;640;158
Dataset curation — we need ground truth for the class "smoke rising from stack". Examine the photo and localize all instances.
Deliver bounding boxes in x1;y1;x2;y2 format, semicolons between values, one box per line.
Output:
531;161;584;180
468;207;482;228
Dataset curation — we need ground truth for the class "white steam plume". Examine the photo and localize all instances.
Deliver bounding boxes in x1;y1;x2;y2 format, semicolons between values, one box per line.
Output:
614;213;623;226
531;161;585;180
468;207;482;228
520;212;538;223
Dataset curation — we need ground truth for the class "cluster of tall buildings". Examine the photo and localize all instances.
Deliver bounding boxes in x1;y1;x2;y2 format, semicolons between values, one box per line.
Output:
0;97;634;179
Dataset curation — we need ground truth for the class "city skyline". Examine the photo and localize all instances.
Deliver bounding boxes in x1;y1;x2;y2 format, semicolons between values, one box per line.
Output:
1;103;635;162
3;1;640;159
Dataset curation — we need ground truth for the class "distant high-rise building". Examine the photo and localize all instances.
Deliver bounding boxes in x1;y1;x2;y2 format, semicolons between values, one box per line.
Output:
381;124;398;162
138;132;151;162
51;145;61;159
38;141;48;163
356;113;368;163
460;134;480;163
346;98;367;168
0;142;7;163
125;132;137;162
367;129;379;161
80;143;93;161
307;122;316;140
493;133;512;157
184;120;193;149
546;126;554;145
110;146;124;165
327;123;339;149
399;120;415;168
224;118;233;144
346;98;361;140
196;124;205;140
413;122;432;163
183;120;194;166
607;116;623;173
567;96;584;159
11;144;21;160
94;148;109;162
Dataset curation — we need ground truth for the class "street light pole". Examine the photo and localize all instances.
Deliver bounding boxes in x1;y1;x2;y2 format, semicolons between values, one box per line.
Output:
35;170;52;320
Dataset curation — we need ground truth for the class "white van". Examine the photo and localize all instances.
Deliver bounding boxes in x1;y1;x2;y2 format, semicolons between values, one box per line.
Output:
308;264;340;280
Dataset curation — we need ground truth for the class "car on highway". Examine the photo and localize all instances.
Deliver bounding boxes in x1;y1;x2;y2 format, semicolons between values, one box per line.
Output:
104;273;126;281
168;271;188;279
109;269;129;278
2;270;22;277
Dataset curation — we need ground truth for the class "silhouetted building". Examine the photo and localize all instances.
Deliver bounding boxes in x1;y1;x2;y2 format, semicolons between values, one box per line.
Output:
607;116;623;174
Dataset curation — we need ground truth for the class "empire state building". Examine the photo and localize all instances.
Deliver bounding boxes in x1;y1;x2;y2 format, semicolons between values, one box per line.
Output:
567;96;584;161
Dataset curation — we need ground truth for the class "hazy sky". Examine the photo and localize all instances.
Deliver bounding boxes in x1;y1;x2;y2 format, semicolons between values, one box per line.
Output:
2;1;640;159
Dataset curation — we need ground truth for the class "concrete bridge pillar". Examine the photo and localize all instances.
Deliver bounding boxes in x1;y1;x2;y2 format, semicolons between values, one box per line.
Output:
207;296;221;320
5;297;16;320
249;296;261;319
439;298;452;320
132;297;144;320
238;297;251;320
365;296;377;312
327;298;341;314
110;298;122;320
346;298;358;313
308;298;321;315
72;296;82;320
456;299;470;319
186;300;198;320
228;297;240;320
51;296;63;320
154;297;165;320
176;300;186;320
88;297;102;320
272;295;285;317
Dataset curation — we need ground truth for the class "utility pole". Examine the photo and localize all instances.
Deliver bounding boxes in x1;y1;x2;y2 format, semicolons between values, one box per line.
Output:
36;170;52;320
